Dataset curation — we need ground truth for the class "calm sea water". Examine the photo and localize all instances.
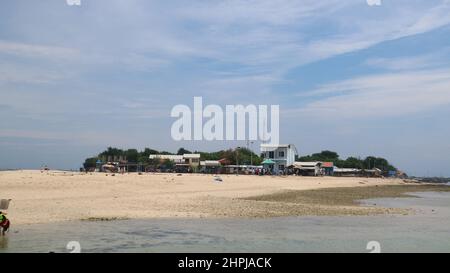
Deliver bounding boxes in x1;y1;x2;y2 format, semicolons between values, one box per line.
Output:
1;192;450;253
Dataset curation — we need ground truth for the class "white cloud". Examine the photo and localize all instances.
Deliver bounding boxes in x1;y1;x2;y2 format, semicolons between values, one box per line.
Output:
0;62;69;84
0;40;79;60
3;1;450;79
177;0;347;26
366;56;436;71
289;69;450;119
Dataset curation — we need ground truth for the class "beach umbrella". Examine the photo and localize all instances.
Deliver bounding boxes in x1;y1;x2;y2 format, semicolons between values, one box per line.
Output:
262;159;275;165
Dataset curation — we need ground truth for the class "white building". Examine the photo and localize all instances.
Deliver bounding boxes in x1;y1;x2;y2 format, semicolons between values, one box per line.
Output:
261;144;298;173
149;154;200;168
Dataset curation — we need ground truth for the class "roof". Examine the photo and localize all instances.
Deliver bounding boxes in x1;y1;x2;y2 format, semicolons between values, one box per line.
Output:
322;162;334;168
149;155;183;160
149;154;200;160
334;168;362;173
364;168;382;173
200;160;221;166
183;154;201;159
260;144;298;154
293;162;322;168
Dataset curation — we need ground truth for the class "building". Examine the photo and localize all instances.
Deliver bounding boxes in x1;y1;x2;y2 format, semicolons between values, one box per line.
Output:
261;144;298;174
183;154;201;168
149;154;200;170
333;168;362;177
363;168;382;178
321;162;334;176
291;162;322;176
200;160;222;174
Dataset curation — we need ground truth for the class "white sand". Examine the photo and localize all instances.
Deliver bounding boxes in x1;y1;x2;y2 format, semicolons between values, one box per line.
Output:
0;170;407;225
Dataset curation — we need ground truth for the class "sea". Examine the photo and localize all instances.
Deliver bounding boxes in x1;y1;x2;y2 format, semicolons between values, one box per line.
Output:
1;191;450;253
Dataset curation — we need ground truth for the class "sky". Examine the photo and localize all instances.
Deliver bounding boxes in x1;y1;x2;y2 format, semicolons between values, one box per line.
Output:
1;0;450;176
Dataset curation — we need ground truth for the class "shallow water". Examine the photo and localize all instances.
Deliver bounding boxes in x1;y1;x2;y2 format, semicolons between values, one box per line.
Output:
1;192;450;253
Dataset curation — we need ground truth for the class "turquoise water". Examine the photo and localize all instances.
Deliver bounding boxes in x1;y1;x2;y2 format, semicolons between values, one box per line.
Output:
1;192;450;253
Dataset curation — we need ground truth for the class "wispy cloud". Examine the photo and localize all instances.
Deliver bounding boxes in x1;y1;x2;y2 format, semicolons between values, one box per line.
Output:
0;40;79;60
289;69;450;119
365;48;450;71
0;62;70;84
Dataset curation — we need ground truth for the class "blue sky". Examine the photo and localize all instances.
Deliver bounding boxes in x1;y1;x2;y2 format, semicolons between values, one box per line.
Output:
1;0;450;176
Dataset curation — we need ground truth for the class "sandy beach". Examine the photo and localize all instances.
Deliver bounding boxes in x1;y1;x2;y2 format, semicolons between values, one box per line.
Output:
1;170;449;225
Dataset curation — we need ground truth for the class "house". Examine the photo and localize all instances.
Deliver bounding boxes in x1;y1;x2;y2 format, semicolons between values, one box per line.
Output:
149;154;200;171
200;160;222;174
261;144;298;174
183;154;201;168
291;162;322;176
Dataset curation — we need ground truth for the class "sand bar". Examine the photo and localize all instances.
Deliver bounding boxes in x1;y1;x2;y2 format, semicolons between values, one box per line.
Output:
1;170;448;225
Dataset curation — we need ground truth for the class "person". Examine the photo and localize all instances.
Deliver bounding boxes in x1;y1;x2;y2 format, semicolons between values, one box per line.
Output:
0;211;10;235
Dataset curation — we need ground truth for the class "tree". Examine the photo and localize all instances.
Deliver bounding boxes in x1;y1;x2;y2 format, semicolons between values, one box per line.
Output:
297;151;340;163
83;157;98;169
177;148;192;155
141;148;159;157
315;150;339;160
342;157;363;169
125;149;139;163
99;147;124;157
161;159;174;170
297;151;397;171
233;147;262;165
363;156;396;171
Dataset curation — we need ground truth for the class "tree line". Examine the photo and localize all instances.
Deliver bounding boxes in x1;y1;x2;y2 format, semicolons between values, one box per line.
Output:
84;147;397;172
83;147;263;169
297;150;397;171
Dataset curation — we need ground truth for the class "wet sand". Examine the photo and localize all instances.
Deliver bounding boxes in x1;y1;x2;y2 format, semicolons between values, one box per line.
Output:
0;170;447;225
3;191;450;253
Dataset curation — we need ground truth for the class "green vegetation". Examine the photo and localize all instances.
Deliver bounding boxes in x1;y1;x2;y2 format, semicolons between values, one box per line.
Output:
84;147;396;172
83;147;263;169
297;150;397;171
197;148;263;165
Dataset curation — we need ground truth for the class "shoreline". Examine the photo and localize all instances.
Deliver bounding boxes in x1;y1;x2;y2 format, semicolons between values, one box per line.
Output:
1;170;449;226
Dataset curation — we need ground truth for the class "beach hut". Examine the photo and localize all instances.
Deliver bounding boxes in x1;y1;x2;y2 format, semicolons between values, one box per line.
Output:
321;162;334;176
292;162;322;176
200;160;222;174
